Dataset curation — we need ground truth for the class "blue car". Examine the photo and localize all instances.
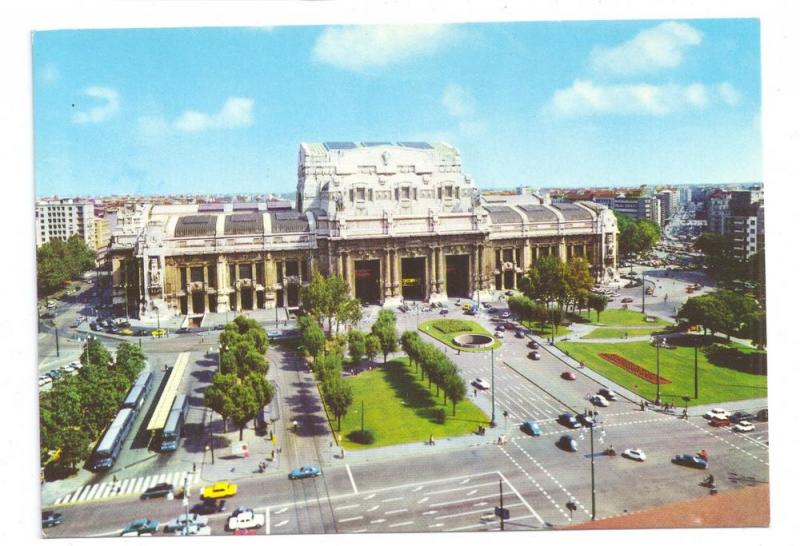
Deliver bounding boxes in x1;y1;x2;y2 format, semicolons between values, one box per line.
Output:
521;419;542;436
671;454;709;469
558;413;581;429
289;465;322;480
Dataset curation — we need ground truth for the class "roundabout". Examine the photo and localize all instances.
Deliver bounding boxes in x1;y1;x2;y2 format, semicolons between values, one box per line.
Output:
452;333;495;349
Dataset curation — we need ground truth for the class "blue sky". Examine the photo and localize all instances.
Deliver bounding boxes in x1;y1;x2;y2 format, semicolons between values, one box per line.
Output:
32;19;762;197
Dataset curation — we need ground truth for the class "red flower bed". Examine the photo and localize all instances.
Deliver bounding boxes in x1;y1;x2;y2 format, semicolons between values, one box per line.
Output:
598;353;672;385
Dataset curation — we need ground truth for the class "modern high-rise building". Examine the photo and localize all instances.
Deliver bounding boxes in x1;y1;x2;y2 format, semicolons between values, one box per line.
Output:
35;198;95;248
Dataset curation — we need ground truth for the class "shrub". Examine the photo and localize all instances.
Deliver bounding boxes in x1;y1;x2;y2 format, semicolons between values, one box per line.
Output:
431;320;475;334
348;429;376;444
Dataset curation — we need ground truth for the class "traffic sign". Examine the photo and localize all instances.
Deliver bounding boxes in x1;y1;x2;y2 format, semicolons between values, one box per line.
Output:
494;506;510;520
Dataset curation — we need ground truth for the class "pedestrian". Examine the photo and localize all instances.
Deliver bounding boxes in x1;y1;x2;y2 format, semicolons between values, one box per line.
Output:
341;447;345;459
193;462;196;473
473;388;477;398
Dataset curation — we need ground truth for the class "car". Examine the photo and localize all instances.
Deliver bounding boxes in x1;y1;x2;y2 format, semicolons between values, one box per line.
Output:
46;300;57;308
561;371;576;380
213;324;226;331
598;388;618;401
576;413;595;427
527;340;539;349
175;327;189;334
528;351;541;361
500;311;511;319
495;324;505;332
703;408;730;420
514;329;525;338
462;304;473;311
558;413;581;429
69;318;83;328
487;307;498;314
174;524;212;536
289;465;322;480
202;481;238;499
41;510;64;528
495;331;504;339
163;513;209;532
227;508;265;531
590;395;609;407
482;303;492;309
710;416;730;427
89;321;100;331
70;361;83;370
151;328;167;338
439;309;449;315
557;435;578;452
504;322;515;330
141;482;174;499
622;448;647;462
116;320;131;328
121;518;159;536
472;378;491;390
728;411;756;424
38;376;52;387
191;499;227;515
671;454;709;469
118;327;133;336
521;419;542;436
46;369;62;380
733;421;755;432
757;409;768;422
621;297;633;303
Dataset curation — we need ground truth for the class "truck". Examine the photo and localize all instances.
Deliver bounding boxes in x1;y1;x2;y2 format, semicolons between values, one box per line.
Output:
227;509;265;531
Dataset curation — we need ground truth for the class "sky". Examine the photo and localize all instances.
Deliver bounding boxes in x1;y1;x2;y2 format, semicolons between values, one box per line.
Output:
32;19;762;197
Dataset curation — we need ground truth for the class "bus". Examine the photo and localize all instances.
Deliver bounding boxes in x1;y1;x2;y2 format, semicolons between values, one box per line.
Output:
90;408;135;471
159;394;189;452
122;369;153;411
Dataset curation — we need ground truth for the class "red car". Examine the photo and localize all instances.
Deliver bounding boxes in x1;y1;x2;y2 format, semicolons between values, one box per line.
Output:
561;371;576;380
504;322;515;330
710;416;730;427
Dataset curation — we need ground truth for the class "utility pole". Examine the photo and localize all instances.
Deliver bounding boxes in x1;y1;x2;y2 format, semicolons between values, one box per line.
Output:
641;271;646;314
590;419;596;520
55;328;60;357
499;478;505;531
490;348;496;427
182;473;190;535
656;338;661;404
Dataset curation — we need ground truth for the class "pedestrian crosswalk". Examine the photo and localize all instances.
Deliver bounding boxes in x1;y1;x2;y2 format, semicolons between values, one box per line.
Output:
50;470;201;506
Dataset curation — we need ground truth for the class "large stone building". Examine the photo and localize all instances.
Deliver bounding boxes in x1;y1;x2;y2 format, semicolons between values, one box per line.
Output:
108;142;618;321
35;198;95;248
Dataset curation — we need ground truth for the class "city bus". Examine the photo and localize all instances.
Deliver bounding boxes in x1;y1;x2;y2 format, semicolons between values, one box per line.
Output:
159;394;189;452
122;369;153;411
90;408;135;471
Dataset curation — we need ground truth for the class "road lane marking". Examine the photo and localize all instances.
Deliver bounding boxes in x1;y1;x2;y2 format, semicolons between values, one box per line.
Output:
382;496;403;503
429;523;444;528
466;489;478;496
412;486;423;492
352;529;367;533
370;518;386;524
385;508;408;515
429;493;498;508
428;481;496;496
474;502;488;507
422;510;438;516
274;507;288;514
367;505;380;512
338;516;364;523
389;521;414;528
335;504;360;511
417;497;429;504
459;478;470;484
434;503;523;520
448;513;539;532
364;493;376;500
266;506;270;535
346;464;358;494
496;467;545;525
274;520;289;528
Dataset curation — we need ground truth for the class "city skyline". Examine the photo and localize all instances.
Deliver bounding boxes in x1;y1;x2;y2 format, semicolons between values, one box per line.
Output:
33;19;762;198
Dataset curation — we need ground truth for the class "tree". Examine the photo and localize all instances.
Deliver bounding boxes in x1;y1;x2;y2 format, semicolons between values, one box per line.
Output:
228;383;261;441
338;298;363;332
221;339;267;378
323;376;354;431
400;330;422;373
36;236;96;296
204;373;239;432
243;372;275;410
300;318;326;363
564;258;593;312
347;330;366;366
523;256;567;307
444;372;466;416
365;334;380;364
371;309;398;364
587;293;609;323
57;427;92;470
113;342;146;383
81;337;112;368
615;213;660;256
743;311;767;349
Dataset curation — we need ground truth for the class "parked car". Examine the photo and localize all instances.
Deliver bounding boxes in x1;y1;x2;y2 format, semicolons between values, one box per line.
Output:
757;409;768;422
671;454;709;469
576;413;595;427
202;481;238;499
521;419;542;437
164;513;209;532
528;351;541;361
500;311;511;319
558;413;581;429
703;408;730;420
728;411;756;424
472;378;491;390
503;322;515;330
557;435;578;452
439;309;449;315
495;331;504;339
514;329;525;338
121;518;159;536
69;318;83;328
621;297;634;303
227;508;265;531
590;395;610;407
527;340;539;350
46;369;62;380
151;328;167;338
598;388;617;401
141;482;174;499
732;421;755;432
622;448;647;462
174;524;212;536
289;465;322;480
561;371;576;381
41;510;64;528
191;499;227;515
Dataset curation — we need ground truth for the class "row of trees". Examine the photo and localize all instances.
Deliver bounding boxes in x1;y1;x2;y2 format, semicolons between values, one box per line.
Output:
517;256;601;316
615;212;661;257
694;233;766;302
204;316;274;440
39;339;146;471
677;289;766;348
301;272;363;335
400;331;466;415
36;236;96;296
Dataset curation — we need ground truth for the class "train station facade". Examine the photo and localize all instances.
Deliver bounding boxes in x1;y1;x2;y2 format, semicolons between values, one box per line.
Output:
108;142;618;321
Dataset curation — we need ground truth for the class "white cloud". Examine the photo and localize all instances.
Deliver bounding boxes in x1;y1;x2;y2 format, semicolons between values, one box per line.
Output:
174;97;254;132
718;82;740;106
313;25;455;71
72;86;120;124
442;83;475;118
39;63;59;84
548;79;739;117
590;21;703;76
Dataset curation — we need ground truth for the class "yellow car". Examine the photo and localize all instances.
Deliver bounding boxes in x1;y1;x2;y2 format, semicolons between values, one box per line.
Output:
151;328;167;338
462;304;472;311
118;327;133;336
201;481;237;499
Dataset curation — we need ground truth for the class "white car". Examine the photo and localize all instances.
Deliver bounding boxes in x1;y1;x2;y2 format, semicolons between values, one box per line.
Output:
495;331;504;339
164;513;209;532
733;421;755;433
590;395;609;407
70;361;83;370
472;378;491;390
622;448;647;462
174;525;211;536
703;408;730;420
500;312;511;319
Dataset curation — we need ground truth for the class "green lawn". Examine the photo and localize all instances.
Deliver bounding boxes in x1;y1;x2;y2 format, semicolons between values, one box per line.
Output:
556;340;767;406
418;319;501;352
582;325;670;339
590;309;671;327
519;320;572;338
331;358;489;450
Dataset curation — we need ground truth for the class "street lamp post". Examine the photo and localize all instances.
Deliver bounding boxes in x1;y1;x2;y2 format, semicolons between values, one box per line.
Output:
694;345;699;399
655;337;661;404
182;472;191;535
589;420;596;521
490;348;496;427
641;271;646;314
156;307;160;331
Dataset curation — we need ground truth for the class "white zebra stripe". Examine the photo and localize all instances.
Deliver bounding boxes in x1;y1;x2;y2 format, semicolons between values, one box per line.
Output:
134;476;147;491
156;474;166;485
93;483;109;499
120;479;133;495
79;484;98;501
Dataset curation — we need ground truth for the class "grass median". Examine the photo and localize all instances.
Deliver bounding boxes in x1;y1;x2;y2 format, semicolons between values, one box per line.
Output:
333;358;489;451
418;319;501;352
582;326;671;339
556;340;767;406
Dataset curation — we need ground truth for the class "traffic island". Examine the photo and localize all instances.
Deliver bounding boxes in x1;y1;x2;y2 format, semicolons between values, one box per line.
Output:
418;319;501;352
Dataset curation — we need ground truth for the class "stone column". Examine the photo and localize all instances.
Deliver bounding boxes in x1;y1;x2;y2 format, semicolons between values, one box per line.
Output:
281;261;288;308
439;248;447;296
203;262;210;312
384;249;392;298
523;240;532;271
428;248;436;296
393;250;401;297
558;237;567;262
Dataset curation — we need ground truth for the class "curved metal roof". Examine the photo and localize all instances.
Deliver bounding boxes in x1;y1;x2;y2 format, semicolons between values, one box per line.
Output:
174;215;217;237
484;205;523;224
551;203;593;221
224;213;264;235
517;204;558;223
270;212;310;233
